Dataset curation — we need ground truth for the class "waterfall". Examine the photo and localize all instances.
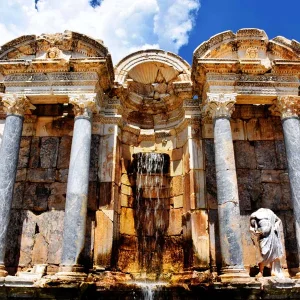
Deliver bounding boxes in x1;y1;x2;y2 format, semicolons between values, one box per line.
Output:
132;152;170;279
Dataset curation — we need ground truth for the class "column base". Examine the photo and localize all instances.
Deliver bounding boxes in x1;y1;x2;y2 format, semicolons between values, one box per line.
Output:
219;268;251;283
0;265;8;277
56;265;87;281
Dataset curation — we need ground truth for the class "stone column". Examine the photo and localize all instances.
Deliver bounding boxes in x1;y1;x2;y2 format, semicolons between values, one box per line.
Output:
270;96;300;277
0;94;34;277
203;93;249;282
58;94;98;279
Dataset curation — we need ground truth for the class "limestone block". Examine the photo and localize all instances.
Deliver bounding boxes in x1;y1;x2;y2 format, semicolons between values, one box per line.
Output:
27;168;56;183
16;168;27;182
191;210;209;268
88;181;98;211
121;194;129;207
176;128;188;148
141;187;169;199
246;119;261;141
170;176;183;197
35;117;73;137
162;237;184;273
94;210;114;268
208;210;221;269
188;123;201;139
254;141;277;169
237;169;261;211
120;208;136;235
22;122;35;136
135;141;155;152
122;131;138;146
234;141;257;169
121;144;133;160
37;211;64;264
89;167;98;181
23;183;50;212
231;119;245;140
170;160;183;177
246;118;274;141
189;138;204;170
57;136;72;169
40;137;59;168
56;169;68;182
261;170;282;183
90;134;100;168
260;183;283;210
121;184;133;196
99;134;116;182
275;140;287;169
167;208;183;236
32;234;48;264
259;118;275;140
202;123;213;139
121;173;131;186
272;117;284;140
172;195;183;208
12;182;25;209
48;194;66;210
182;142;190;175
183;174;191;213
99;182;117;208
190;170;206;209
18;137;31;168
171;147;183;161
29;137;40;168
155;135;176;151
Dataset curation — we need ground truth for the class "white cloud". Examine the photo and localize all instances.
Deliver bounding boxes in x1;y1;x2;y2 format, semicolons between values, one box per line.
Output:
0;0;200;64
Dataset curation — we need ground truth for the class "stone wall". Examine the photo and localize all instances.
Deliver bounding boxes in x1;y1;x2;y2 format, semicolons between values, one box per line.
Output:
205;104;296;273
5;114;101;275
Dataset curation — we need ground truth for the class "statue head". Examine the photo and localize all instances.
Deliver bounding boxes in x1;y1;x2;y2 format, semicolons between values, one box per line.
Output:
250;208;275;238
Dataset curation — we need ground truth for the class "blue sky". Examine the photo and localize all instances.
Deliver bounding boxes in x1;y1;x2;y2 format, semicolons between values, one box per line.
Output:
0;0;299;65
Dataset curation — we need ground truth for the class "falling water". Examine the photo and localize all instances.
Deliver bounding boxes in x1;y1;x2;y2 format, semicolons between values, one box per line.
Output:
132;152;170;280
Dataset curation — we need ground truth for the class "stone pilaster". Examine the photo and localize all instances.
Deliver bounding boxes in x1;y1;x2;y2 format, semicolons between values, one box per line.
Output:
270;96;300;277
203;93;249;281
0;94;35;277
58;93;98;279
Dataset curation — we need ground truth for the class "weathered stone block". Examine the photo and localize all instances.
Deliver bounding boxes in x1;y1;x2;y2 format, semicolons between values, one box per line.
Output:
32;234;48;264
120;208;136;235
170;176;183;197
162;237;184;273
121;184;133;196
122;131;138;146
191;210;209;268
172;195;183;208
48;194;66;210
275;140;287;169
27;168;56;183
56;169;68;182
57;136;72;169
88;181;98;211
12;182;25;209
183;142;190;174
230;119;245;140
40;137;59;168
18;137;31;168
170;159;183;176
176;128;188;148
202;123;213;139
94;210;114;268
171;147;183;161
190;169;206;209
254;141;277;169
89;167;98;181
237;169;261;211
189;138;204;170
16;168;27;182
121;144;133;161
234;141;256;169
90;134;100;168
167;208;182;236
208;210;221;269
260;183;282;210
35;116;73;137
261;170;281;183
99;182;116;208
23;183;50;212
99;134;116;182
272;117;284;140
29;137;40;168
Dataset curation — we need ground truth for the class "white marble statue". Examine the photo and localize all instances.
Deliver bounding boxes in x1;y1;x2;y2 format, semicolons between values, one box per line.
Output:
250;208;284;278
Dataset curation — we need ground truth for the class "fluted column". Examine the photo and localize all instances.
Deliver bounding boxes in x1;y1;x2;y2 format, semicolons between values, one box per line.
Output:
0;94;35;277
58;94;98;278
270;96;300;277
203;93;249;281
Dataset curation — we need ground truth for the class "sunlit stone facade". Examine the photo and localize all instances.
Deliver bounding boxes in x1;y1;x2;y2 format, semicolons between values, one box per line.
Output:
0;28;300;298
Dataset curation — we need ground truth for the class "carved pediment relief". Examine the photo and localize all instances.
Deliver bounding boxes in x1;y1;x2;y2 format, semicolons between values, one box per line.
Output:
0;30;109;60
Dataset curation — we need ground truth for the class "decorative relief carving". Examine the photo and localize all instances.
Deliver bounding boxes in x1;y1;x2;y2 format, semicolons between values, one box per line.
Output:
250;208;284;278
269;96;300;119
47;47;61;59
202;93;237;119
1;94;35;116
245;47;259;59
69;94;99;117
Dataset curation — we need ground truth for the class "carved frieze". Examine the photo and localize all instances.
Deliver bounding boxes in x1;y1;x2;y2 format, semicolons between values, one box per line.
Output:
202;93;237;119
1;94;35;116
269;96;300;119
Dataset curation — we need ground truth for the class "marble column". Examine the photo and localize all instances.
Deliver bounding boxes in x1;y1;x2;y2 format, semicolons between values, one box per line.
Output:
203;93;249;281
58;94;98;278
0;94;34;277
271;96;300;277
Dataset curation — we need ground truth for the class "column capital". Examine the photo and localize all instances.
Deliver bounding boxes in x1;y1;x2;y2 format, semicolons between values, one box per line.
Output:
1;94;35;116
68;93;99;118
202;93;237;120
269;96;300;119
